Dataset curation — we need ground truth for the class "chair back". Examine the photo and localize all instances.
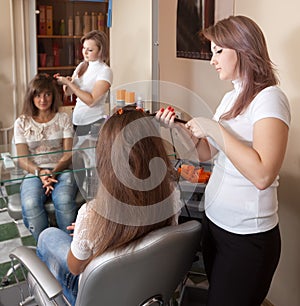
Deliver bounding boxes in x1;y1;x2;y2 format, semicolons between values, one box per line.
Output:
75;220;201;306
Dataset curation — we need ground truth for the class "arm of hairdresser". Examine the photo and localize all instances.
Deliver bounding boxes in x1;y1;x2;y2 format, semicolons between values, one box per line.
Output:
157;107;289;190
54;74;110;107
155;107;217;162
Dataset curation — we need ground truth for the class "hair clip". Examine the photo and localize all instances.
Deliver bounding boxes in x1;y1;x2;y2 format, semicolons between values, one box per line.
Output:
116;108;124;115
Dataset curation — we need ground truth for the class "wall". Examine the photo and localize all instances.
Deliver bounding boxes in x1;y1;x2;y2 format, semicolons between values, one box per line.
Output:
109;0;152;88
235;1;300;305
159;1;300;305
158;0;233;114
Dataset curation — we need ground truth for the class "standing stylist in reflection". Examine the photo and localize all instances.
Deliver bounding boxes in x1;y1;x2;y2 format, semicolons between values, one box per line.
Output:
55;30;113;136
156;15;290;306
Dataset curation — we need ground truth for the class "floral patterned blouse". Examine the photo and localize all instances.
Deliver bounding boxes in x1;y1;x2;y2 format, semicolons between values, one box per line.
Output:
14;112;74;169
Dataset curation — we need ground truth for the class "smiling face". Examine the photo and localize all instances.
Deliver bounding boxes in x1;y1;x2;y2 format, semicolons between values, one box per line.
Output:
33;90;53;112
82;39;100;62
210;42;238;81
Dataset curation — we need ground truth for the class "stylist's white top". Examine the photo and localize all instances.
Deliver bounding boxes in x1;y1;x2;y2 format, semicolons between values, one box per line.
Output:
205;81;291;234
72;60;113;126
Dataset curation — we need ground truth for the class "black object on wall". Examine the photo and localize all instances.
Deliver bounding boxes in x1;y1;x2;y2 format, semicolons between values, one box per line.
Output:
176;0;215;60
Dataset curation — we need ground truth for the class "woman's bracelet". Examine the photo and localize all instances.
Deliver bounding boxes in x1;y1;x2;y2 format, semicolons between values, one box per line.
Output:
34;167;40;176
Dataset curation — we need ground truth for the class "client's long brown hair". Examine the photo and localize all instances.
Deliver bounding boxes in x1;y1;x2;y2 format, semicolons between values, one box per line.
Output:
87;106;178;259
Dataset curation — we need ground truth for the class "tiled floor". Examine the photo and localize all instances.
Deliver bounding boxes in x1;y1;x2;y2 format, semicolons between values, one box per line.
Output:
0;207;35;286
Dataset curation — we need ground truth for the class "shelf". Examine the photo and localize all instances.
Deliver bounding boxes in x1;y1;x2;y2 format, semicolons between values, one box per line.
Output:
37;35;81;39
38;66;76;71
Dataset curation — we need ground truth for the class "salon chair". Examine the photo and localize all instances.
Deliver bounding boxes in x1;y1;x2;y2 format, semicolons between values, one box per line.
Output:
9;220;202;306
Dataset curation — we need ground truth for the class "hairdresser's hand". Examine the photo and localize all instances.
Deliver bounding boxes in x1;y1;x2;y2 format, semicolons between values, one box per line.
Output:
186;117;221;141
54;73;72;86
155;106;176;128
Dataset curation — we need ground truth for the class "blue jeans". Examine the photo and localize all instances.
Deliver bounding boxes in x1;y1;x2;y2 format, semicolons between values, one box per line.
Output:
37;227;78;305
21;171;78;241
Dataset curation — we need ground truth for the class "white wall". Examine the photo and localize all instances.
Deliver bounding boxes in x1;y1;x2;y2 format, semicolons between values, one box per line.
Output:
235;1;300;305
158;0;233;114
110;0;152;88
159;1;300;305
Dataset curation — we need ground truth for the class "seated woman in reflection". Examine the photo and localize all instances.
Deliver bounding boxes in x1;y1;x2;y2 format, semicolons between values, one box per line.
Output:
14;73;78;242
36;105;180;306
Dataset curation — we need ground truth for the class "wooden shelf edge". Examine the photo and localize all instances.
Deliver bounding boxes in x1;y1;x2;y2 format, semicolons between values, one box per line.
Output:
38;66;76;71
37;35;82;39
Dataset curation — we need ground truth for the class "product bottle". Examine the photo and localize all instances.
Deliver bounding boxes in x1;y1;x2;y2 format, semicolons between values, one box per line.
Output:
52;43;60;66
125;91;135;104
91;12;97;31
116;89;126;107
74;11;81;36
136;96;144;109
67;42;74;66
97;12;105;32
68;16;73;36
59;19;65;35
83;12;91;35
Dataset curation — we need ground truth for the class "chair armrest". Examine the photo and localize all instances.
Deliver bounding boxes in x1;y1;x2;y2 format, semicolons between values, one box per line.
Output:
9;246;63;300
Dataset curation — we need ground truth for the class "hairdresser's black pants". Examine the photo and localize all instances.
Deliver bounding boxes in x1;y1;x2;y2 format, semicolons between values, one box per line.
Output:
202;213;281;306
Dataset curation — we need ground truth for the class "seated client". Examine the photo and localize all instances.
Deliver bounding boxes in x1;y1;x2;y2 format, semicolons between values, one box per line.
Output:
14;73;78;241
36;105;181;305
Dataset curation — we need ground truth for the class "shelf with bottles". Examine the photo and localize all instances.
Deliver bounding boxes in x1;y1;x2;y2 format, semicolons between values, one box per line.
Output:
37;39;83;70
36;1;109;69
36;1;108;37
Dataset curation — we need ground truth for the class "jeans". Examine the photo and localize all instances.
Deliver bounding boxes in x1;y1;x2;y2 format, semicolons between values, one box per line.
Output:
37;227;78;305
21;171;78;241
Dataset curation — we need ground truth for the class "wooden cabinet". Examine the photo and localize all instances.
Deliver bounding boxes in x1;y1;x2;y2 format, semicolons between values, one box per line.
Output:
35;0;109;104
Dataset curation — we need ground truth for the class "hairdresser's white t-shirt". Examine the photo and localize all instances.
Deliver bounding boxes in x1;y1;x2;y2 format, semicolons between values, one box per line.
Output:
205;82;291;234
72;60;113;126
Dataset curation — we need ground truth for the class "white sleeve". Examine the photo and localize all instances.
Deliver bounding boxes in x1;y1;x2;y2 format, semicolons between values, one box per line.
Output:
70;204;94;260
249;86;291;127
96;65;113;85
14;117;28;144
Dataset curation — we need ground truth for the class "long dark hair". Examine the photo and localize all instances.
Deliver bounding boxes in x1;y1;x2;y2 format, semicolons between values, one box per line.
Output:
21;73;61;117
87;106;178;258
203;15;278;119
